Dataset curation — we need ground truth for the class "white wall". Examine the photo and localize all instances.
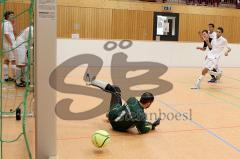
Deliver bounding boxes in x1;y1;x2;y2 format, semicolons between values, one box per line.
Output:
57;39;240;67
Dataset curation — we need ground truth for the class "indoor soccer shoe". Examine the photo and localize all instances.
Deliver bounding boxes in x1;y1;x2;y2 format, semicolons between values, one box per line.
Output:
4;77;15;82
191;83;200;89
15;82;26;87
208;78;217;83
85;73;96;85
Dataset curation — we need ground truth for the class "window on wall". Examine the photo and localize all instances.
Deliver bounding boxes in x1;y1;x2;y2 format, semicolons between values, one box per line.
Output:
153;12;179;41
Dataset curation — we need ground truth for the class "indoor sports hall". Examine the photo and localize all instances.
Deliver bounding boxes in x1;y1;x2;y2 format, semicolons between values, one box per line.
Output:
0;0;240;158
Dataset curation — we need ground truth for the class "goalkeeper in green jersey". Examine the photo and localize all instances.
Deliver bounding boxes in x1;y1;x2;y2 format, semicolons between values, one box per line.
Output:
85;73;160;134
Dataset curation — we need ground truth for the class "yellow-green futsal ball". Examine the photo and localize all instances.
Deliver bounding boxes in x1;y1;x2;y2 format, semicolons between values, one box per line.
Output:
92;130;110;148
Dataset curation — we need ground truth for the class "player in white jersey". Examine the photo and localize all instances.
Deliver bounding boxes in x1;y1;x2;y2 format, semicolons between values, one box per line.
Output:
2;11;16;82
15;26;33;87
207;23;220;82
192;27;231;89
208;23;217;39
197;29;219;82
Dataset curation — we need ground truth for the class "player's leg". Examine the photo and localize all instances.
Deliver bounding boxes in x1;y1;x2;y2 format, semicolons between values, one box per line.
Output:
5;50;17;81
215;58;222;80
15;47;26;87
3;58;15;81
85;73;122;106
3;58;10;81
208;68;217;83
10;60;16;81
192;68;208;89
85;73;123;121
15;65;26;87
208;68;223;82
2;45;8;81
192;58;212;89
3;45;11;81
208;57;221;82
209;69;222;81
108;85;122;109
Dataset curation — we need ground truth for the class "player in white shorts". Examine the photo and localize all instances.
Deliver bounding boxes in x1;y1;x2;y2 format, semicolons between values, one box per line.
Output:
192;27;231;89
2;11;16;82
15;26;33;87
207;23;223;81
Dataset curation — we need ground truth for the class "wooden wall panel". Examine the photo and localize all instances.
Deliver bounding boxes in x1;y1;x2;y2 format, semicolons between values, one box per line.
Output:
179;14;240;43
56;1;240;42
57;6;112;39
56;0;240;17
111;9;153;40
1;1;240;43
58;7;240;43
55;0;240;43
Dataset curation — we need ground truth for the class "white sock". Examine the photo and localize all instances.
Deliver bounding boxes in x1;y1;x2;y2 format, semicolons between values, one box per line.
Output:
16;67;22;84
11;64;16;79
91;80;108;89
195;75;204;87
3;64;8;79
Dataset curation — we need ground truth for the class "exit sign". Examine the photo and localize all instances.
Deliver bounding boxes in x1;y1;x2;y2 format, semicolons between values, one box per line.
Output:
163;6;172;11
